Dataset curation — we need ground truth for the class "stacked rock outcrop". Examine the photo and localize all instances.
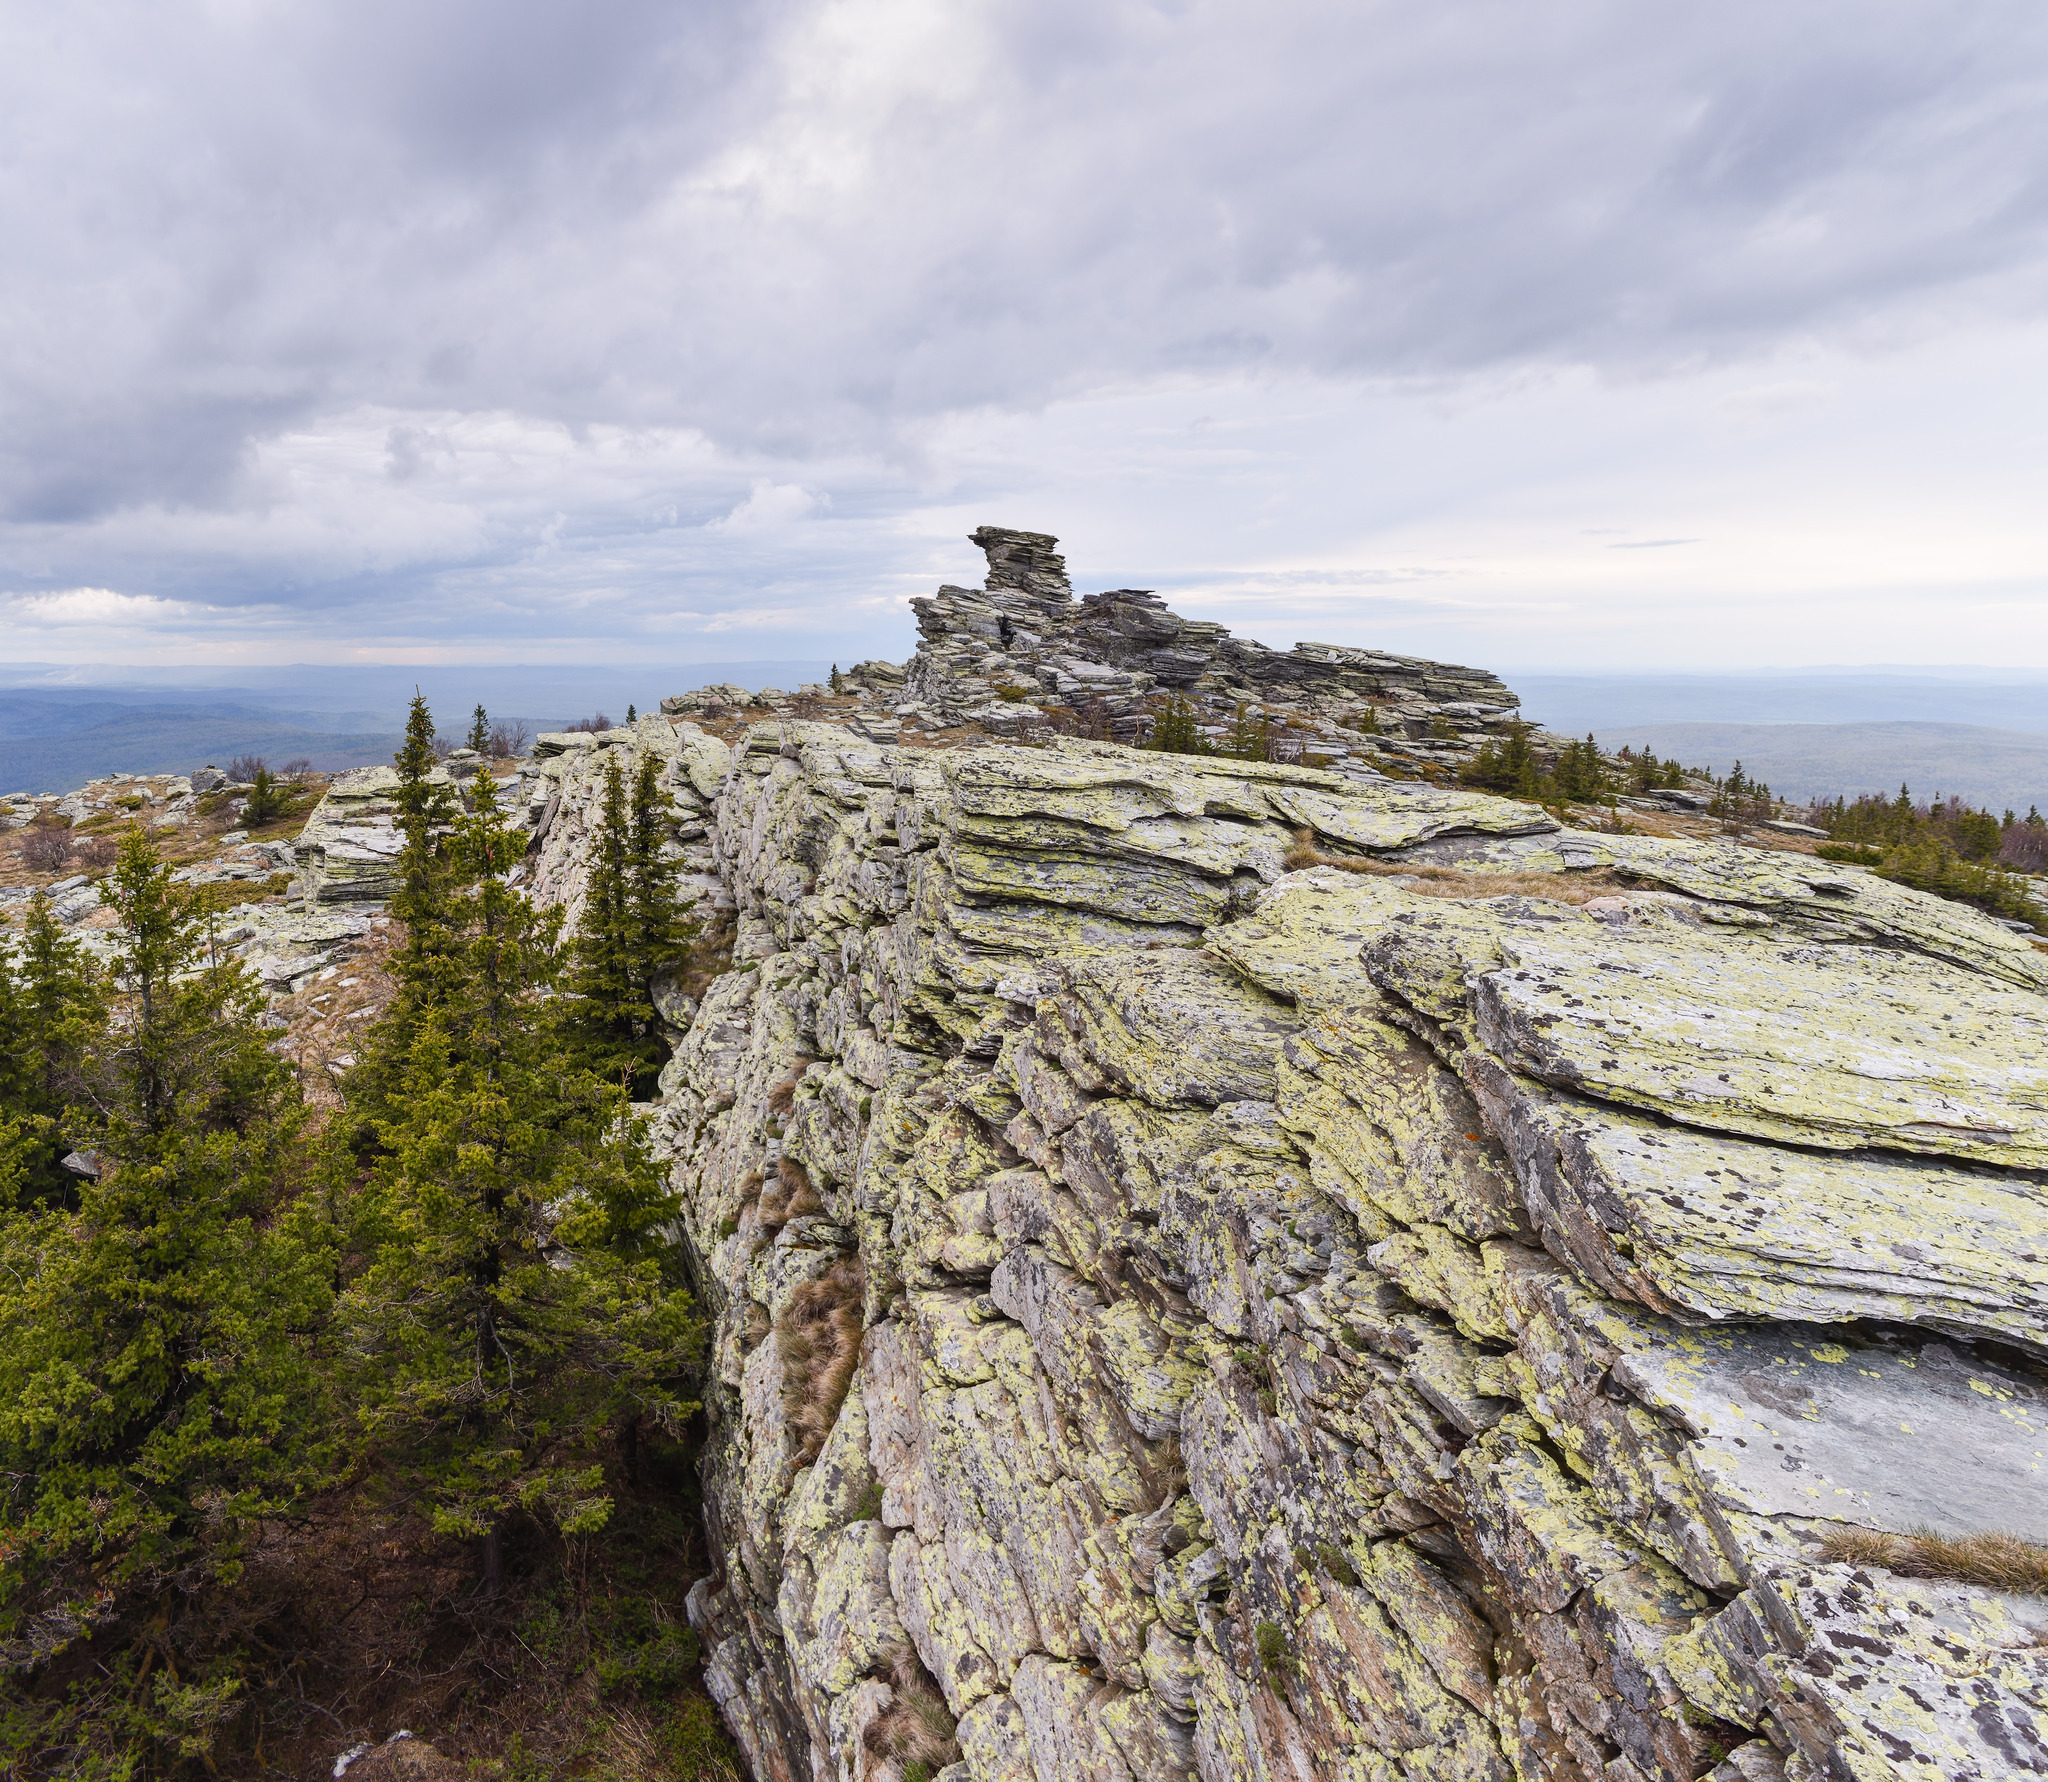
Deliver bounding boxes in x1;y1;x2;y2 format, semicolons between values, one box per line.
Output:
512;705;2048;1782
871;527;1529;776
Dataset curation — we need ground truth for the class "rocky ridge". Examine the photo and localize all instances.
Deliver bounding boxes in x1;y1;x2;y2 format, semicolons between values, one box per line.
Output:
16;531;2048;1778
501;641;2048;1779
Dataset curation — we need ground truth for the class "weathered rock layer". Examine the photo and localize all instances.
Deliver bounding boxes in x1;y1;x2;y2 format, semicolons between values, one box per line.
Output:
518;712;2048;1782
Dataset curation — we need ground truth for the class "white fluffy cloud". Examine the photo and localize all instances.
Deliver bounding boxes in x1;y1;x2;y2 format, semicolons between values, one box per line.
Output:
2;0;2046;665
5;588;201;628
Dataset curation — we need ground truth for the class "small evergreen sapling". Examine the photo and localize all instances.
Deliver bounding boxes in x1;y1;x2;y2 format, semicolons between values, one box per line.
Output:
468;703;490;753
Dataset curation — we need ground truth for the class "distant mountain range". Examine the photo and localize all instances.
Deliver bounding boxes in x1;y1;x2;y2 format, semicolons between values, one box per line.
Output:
1513;671;2048;735
0;662;834;794
0;701;405;795
1585;720;2048;813
7;662;2046;809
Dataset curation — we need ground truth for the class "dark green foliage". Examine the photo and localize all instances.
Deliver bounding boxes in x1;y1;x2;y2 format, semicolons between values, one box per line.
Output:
341;696;465;1139
0;725;722;1774
1707;759;1773;819
626;703;637;723
241;765;286;825
0;830;331;1776
1873;836;2043;932
1222;702;1273;762
0;893;105;1208
830;663;844;693
1146;693;1212;756
1459;720;1541;798
1619;745;1688;793
1464;724;1614;809
1822;786;2025;862
566;751;699;1096
1551;733;1610;804
468;703;490;753
1813;786;2047;930
337;767;702;1591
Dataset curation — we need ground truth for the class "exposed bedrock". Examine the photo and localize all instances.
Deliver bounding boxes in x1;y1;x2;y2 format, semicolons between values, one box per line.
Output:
526;718;2048;1781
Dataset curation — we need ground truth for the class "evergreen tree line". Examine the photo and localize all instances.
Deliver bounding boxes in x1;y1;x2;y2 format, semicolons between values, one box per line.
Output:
1145;694;1292;762
0;699;714;1777
1458;721;1617;806
1810;788;2048;932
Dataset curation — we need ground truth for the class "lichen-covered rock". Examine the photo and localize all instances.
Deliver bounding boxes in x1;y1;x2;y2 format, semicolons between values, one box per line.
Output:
548;712;2048;1781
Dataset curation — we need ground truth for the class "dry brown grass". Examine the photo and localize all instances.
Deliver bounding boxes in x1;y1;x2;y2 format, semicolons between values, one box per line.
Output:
758;1156;823;1228
861;1644;960;1780
777;1256;866;1466
1283;830;1616;905
1820;1526;2048;1594
764;1060;813;1119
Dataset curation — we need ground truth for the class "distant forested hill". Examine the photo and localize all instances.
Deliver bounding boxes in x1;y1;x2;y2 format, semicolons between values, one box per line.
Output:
1587;720;2048;812
0;700;401;794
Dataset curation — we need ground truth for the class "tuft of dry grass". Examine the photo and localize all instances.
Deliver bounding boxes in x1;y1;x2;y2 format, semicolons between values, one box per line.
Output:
1283;829;1615;905
757;1156;823;1228
777;1256;866;1466
1820;1525;2048;1594
861;1644;960;1779
764;1060;813;1119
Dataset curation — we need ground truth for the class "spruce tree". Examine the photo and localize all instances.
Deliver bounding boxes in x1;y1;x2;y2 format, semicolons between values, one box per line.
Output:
1459;720;1540;798
345;695;462;1142
468;703;490;753
0;831;330;1772
0;893;104;1207
571;751;638;1061
1146;694;1211;756
629;752;695;992
1222;702;1273;762
566;752;697;1095
337;771;699;1594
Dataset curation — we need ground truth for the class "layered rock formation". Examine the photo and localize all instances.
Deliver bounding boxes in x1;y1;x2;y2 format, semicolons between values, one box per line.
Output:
663;528;1532;779
241;530;2048;1778
508;703;2048;1782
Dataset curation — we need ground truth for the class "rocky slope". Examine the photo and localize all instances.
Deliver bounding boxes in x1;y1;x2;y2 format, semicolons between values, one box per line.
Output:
498;687;2048;1781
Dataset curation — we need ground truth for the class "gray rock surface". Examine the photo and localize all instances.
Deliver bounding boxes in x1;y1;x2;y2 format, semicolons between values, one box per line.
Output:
507;706;2048;1782
895;528;1529;774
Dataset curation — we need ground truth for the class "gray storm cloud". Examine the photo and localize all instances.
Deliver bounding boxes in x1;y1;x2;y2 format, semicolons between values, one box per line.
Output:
2;0;2045;658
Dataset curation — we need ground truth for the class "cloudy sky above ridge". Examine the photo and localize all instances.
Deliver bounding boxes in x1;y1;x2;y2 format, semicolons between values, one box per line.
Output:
3;0;2048;672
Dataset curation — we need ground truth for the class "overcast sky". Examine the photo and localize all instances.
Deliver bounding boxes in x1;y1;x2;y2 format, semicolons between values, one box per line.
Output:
3;0;2047;673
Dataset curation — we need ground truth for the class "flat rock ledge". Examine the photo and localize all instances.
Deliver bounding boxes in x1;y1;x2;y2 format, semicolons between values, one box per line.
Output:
513;716;2048;1782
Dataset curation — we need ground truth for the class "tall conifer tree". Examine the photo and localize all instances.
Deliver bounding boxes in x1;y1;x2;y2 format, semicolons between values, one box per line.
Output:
0;893;103;1206
338;771;698;1593
566;751;696;1095
0;831;330;1772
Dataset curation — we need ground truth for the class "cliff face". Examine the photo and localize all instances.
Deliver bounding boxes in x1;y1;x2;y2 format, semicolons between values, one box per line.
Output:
519;711;2048;1782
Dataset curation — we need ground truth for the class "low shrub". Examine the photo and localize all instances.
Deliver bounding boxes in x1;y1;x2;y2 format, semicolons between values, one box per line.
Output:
20;827;71;872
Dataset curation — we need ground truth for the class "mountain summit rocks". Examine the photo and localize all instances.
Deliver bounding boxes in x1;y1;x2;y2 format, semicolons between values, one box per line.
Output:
261;529;2048;1778
896;527;1525;771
